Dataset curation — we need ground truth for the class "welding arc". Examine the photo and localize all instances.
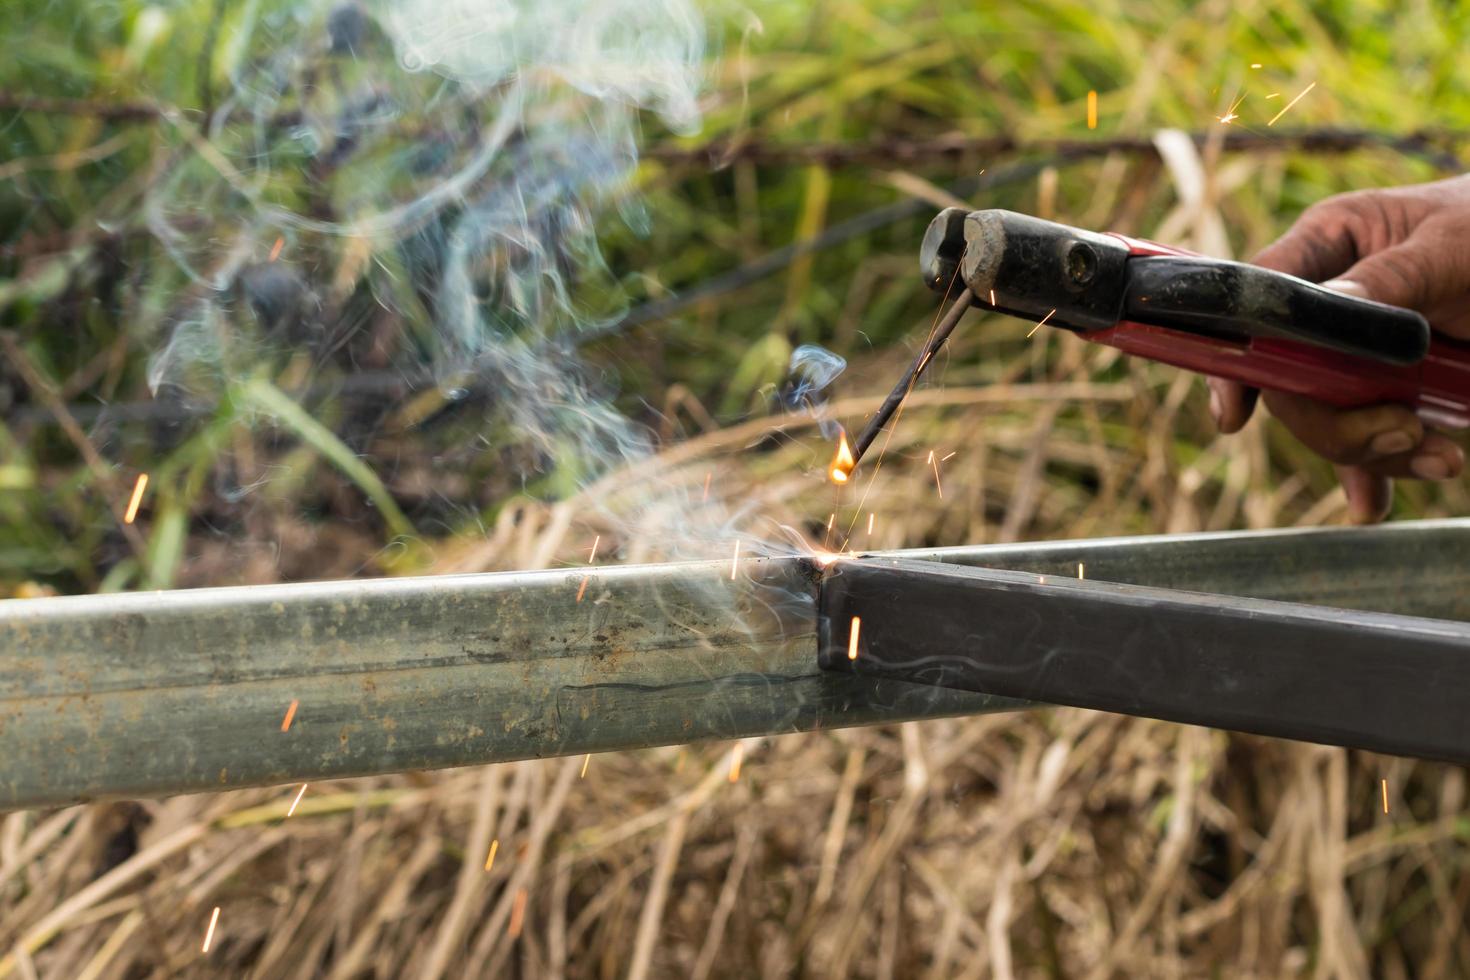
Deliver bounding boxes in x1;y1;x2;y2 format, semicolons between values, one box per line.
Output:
850;288;974;467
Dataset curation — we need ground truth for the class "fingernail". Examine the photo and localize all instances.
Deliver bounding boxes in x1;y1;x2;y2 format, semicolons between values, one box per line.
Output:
1208;387;1222;425
1411;454;1451;480
1320;278;1369;298
1369;430;1415;456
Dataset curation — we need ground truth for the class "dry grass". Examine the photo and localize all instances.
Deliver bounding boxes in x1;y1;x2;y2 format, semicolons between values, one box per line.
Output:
6;2;1470;976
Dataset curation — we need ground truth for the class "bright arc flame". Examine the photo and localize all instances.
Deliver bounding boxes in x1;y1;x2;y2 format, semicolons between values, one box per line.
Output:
830;433;855;484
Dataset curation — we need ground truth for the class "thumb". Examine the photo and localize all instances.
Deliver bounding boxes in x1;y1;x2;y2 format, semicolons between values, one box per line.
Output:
1324;225;1470;315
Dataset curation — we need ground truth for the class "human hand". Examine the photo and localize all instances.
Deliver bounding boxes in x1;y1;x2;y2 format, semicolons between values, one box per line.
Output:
1208;176;1470;522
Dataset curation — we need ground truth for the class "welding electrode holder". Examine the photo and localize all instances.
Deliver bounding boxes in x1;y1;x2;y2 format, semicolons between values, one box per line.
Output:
852;206;1464;473
920;207;1430;364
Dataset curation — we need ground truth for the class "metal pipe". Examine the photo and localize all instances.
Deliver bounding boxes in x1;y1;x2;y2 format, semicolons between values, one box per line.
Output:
2;519;1468;809
818;556;1470;764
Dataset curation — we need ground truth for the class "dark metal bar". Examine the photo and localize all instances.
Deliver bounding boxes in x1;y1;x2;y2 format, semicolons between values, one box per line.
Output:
818;556;1470;764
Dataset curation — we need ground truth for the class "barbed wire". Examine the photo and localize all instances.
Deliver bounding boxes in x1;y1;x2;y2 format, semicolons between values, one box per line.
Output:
644;127;1468;170
6;126;1463;430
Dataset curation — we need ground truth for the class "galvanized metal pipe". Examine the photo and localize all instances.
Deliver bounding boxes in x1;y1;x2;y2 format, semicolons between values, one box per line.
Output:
2;519;1468;809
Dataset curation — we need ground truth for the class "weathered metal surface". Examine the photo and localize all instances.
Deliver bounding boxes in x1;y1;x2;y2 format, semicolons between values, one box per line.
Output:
915;518;1470;621
2;518;1468;809
818;556;1470;763
0;557;993;809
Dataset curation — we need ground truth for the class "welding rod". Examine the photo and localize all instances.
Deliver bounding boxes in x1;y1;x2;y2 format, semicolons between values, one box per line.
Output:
850;287;974;465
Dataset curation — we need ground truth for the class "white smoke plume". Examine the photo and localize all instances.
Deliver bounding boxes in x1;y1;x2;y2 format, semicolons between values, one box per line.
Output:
141;0;763;562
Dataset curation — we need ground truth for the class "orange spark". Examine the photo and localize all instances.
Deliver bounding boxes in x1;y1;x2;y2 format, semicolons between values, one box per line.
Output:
286;783;308;817
484;838;500;872
826;512;835;532
1026;309;1057;338
123;473;148;524
930;454;944;499
576;576;589;603
587;535;600;563
508;889;528;938
1382;778;1389;814
1216;93;1246;125
1078;562;1085;580
729;743;744;782
268;236;284;262
941;451;956;462
1268;81;1316;126
1250;63;1262;69
580;753;590;778
989;289;997;306
730;540;741;580
866;512;874;535
847;616;861;661
702;470;712;502
1086;90;1098;130
1265;92;1280;99
280;699;299;733
829;432;855;484
201;907;221;953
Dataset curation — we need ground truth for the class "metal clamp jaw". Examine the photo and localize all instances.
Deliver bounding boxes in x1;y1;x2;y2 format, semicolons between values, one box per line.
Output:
921;207;1431;365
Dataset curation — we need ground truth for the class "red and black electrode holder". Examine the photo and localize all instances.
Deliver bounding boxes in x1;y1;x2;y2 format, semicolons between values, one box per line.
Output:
919;208;1470;428
814;210;1470;764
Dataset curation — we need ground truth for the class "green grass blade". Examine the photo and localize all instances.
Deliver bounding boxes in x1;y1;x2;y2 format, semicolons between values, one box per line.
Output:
238;378;415;540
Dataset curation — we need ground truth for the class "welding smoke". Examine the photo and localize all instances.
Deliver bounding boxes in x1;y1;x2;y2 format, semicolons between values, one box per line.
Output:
140;0;737;559
784;344;847;439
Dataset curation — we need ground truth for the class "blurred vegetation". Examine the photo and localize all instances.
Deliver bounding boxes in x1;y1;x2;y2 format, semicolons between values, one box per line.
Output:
4;1;1470;976
3;0;1468;595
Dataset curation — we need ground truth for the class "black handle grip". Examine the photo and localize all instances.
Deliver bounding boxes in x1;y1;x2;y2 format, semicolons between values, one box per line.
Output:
1123;256;1431;366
